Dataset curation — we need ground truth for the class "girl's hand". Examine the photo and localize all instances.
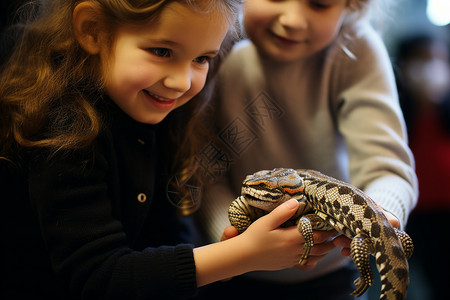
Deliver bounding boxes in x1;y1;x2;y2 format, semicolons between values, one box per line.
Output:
195;199;303;286
222;227;342;271
232;199;305;271
221;200;342;271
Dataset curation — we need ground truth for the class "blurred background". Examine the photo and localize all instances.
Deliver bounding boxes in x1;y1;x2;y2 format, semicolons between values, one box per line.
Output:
1;0;449;299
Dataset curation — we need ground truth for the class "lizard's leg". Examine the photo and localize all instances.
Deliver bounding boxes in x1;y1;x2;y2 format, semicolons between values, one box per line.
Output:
394;227;414;259
297;214;329;265
350;233;374;297
228;196;254;234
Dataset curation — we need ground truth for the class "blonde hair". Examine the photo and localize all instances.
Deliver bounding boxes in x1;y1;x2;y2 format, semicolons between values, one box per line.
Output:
0;0;242;213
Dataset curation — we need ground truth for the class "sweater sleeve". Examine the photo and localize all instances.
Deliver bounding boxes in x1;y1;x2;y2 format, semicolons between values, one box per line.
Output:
27;142;197;299
333;23;418;229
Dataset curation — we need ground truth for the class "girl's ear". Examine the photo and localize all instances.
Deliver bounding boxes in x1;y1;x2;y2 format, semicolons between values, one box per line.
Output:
73;2;103;54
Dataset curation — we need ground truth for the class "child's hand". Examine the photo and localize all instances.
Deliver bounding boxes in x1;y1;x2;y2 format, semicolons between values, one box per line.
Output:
234;199;304;271
221;201;344;271
234;199;343;271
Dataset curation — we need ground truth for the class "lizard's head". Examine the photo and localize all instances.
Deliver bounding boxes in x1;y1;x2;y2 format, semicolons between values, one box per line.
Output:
241;168;305;211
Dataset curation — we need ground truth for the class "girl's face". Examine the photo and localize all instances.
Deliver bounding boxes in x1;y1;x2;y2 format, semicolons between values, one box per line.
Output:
103;2;229;124
244;0;349;62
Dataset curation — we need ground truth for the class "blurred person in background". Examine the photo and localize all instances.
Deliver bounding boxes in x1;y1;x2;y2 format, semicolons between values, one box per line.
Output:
396;34;450;300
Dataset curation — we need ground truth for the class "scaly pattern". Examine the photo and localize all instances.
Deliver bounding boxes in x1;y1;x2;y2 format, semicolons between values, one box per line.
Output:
228;168;414;300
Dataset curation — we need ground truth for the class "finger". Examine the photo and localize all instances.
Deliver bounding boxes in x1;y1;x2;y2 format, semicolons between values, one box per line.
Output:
374;202;400;229
260;199;299;230
220;226;239;241
332;235;351;248
279;228;338;245
312;230;340;243
307;240;336;256
277;226;306;243
341;248;351;257
295;262;317;271
383;211;400;229
294;254;327;271
332;235;351;257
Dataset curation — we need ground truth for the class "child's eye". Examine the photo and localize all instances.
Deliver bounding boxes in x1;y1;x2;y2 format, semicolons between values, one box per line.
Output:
310;1;331;9
149;48;171;57
193;56;211;64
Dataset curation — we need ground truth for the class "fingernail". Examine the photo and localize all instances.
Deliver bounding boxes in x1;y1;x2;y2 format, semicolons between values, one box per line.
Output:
285;199;298;209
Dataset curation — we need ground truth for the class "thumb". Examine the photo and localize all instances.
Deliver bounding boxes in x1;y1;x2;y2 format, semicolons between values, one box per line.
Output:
261;199;299;230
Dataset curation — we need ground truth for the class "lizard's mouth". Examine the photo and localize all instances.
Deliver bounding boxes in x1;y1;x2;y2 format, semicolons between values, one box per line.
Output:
242;194;261;203
242;188;284;201
242;192;287;211
243;193;277;202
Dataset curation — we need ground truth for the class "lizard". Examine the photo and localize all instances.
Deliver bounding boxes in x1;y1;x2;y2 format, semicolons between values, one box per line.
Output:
228;168;414;300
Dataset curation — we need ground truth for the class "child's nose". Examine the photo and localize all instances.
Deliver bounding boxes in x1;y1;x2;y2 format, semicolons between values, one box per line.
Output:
278;3;308;30
163;66;191;93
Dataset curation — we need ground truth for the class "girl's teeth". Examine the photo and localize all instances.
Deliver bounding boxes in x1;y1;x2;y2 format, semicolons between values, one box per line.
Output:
146;91;171;102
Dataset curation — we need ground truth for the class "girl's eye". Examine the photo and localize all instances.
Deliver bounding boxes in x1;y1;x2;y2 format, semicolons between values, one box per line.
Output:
149;48;171;57
193;56;211;64
310;1;330;9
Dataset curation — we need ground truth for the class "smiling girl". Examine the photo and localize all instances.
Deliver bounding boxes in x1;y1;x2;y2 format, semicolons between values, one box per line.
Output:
0;1;314;299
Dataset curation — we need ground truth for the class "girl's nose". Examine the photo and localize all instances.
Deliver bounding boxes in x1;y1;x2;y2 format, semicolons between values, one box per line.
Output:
163;66;191;93
278;3;308;30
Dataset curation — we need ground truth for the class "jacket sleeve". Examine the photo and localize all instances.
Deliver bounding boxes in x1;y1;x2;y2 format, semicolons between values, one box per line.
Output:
27;140;197;299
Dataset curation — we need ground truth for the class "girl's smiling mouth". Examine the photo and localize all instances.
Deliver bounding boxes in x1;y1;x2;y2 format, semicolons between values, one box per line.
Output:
270;31;306;47
143;90;177;109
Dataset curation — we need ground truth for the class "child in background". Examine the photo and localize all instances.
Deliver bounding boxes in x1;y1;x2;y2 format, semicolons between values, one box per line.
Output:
200;0;418;298
0;0;312;299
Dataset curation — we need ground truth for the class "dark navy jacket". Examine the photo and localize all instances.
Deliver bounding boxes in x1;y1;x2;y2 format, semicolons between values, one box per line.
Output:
1;103;198;299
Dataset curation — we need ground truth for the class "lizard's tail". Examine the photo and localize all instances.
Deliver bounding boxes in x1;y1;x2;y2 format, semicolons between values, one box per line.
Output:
375;239;409;300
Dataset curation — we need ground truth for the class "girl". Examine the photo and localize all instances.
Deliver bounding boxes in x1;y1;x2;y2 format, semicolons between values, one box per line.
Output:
0;0;308;299
200;0;418;299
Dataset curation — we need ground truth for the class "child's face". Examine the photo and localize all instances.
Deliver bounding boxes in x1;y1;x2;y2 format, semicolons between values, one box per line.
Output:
103;2;229;124
243;0;349;62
